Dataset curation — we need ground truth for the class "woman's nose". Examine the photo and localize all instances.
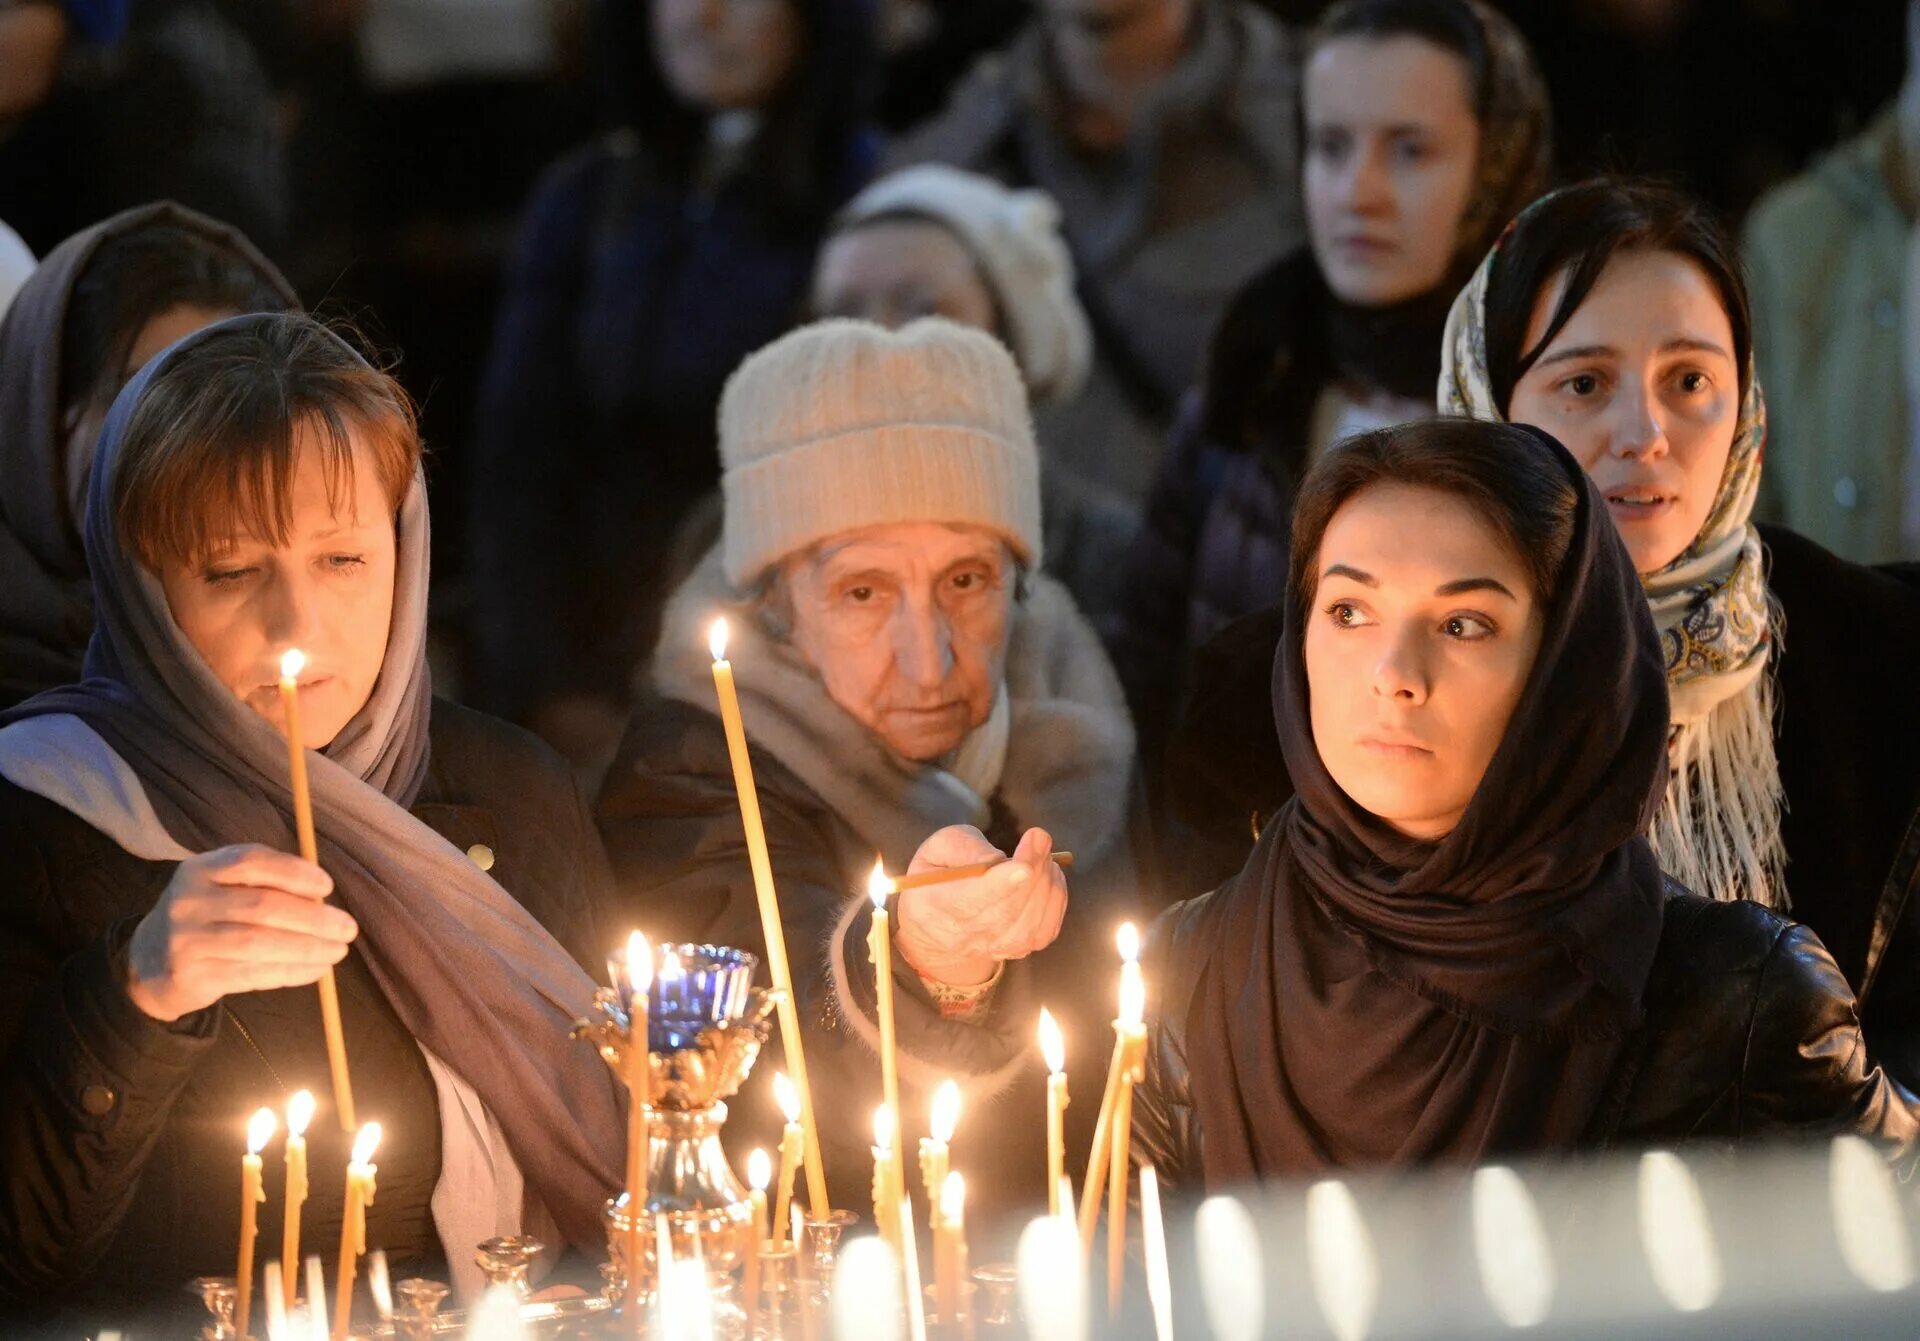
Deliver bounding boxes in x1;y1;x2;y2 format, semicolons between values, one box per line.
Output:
1371;628;1430;704
1345;144;1393;215
262;570;325;650
1606;385;1671;461
893;601;955;690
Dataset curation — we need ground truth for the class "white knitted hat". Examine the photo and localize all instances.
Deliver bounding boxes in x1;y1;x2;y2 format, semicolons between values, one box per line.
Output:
719;317;1044;587
834;165;1093;406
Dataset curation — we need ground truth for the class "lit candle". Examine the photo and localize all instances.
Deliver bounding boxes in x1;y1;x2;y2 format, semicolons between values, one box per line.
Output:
898;1190;929;1341
1079;923;1147;1255
1039;1009;1069;1217
867;860;904;1215
237;1107;274;1339
281;1090;315;1304
366;1250;392;1325
871;1106;901;1254
772;1072;804;1245
746;1149;771;1330
1108;929;1148;1314
708;618;830;1216
332;1122;381;1341
1140;1166;1173;1341
279;648;356;1134
935;1172;967;1324
619;931;654;1302
919;1080;959;1231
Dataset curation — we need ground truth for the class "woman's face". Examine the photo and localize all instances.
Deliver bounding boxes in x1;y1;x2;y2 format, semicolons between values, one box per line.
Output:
812;220;1000;333
157;428;398;750
651;0;801;112
1304;34;1481;308
1305;483;1545;840
784;521;1013;762
1506;250;1741;574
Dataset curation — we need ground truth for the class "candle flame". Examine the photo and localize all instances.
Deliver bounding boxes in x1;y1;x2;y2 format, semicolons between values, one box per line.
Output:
660;948;684;982
748;1148;772;1192
941;1170;966;1222
708;617;729;663
367;1250;393;1321
873;1105;893;1153
247;1106;277;1154
1116;922;1140;964
287;1089;316;1138
868;858;893;909
350;1121;382;1167
1038;1007;1065;1074
626;931;653;994
774;1071;801;1124
1120;967;1146;1028
931;1079;960;1145
279;648;305;681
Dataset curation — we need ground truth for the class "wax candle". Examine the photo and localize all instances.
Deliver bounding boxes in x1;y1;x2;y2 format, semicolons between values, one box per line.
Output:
366;1250;392;1325
237;1107;274;1339
1039;1008;1069;1217
281;1090;315;1304
918;1080;959;1231
871;1106;901;1255
707;618;830;1216
867;860;904;1210
1108;930;1148;1314
279;648;355;1134
897;1190;929;1341
745;1148;771;1330
1140;1166;1173;1341
934;1172;966;1324
332;1122;381;1341
619;930;654;1305
305;1256;327;1341
1079;923;1147;1256
265;1258;287;1340
772;1071;804;1245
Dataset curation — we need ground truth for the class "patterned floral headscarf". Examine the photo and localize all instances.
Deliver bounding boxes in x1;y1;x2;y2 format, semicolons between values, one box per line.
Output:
1438;198;1787;909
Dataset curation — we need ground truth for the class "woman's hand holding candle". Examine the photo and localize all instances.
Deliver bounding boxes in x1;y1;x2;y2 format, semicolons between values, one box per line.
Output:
123;845;354;1021
892;827;1068;987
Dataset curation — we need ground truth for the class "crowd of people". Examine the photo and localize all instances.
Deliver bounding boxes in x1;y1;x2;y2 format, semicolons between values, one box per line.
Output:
4;0;1920;1335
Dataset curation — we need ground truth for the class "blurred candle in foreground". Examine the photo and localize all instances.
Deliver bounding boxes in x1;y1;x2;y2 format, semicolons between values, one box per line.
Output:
746;1148;772;1329
467;1284;530;1340
264;1258;288;1341
1140;1166;1173;1341
304;1256;328;1341
831;1237;902;1341
920;1080;959;1229
1195;1197;1263;1341
1018;1214;1087;1341
1038;1009;1068;1216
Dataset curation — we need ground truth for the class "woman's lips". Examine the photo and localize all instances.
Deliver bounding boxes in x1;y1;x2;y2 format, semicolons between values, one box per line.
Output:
1603;490;1677;522
1358;736;1432;758
1335;235;1397;260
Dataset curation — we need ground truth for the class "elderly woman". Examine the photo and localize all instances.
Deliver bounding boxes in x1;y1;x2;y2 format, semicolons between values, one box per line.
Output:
0;313;622;1334
596;317;1138;1223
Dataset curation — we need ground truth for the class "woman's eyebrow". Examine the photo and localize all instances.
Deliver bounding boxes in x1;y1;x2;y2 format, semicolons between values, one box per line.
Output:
1532;343;1615;369
1321;563;1377;586
1435;577;1516;599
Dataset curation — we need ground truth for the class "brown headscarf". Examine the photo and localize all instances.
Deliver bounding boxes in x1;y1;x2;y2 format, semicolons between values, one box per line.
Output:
1184;424;1671;1182
0;202;296;707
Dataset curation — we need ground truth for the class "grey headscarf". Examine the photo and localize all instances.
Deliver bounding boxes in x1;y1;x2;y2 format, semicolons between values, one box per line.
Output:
0;313;624;1252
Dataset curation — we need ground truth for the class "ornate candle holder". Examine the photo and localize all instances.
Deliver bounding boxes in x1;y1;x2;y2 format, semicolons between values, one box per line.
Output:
186;1276;238;1341
575;943;778;1307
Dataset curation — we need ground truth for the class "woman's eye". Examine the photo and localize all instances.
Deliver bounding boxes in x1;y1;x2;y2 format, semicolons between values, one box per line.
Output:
846;586;874;604
1391;139;1430;165
203;566;255;587
325;553;366;572
1325;600;1368;627
1309;130;1349;162
1562;373;1601;397
1443;614;1494;640
1677;370;1711;394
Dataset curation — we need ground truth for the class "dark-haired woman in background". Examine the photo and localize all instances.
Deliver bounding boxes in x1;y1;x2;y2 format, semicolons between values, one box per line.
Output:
469;0;880;767
1107;0;1549;845
1133;417;1917;1191
0;202;297;708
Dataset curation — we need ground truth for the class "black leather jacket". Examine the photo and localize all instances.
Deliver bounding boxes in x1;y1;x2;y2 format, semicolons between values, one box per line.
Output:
1133;884;1920;1196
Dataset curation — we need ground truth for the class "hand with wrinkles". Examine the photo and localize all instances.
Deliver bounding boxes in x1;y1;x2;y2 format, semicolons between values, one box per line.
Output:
124;844;359;1022
893;826;1068;988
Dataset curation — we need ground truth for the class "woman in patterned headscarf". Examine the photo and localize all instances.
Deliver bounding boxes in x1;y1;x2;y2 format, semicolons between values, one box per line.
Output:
1440;177;1920;1088
1111;0;1551;829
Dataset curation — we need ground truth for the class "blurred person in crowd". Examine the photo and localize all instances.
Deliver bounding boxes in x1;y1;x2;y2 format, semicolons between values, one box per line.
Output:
0;202;296;709
1744;0;1920;563
469;0;879;767
812;163;1139;625
872;0;1026;131
0;0;289;258
1107;0;1548;808
889;0;1305;516
0;314;622;1333
1132;417;1919;1191
596;318;1137;1217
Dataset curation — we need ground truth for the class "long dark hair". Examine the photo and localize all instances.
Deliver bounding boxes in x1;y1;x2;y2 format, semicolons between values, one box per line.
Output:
1289;416;1580;616
1481;178;1752;416
590;0;878;233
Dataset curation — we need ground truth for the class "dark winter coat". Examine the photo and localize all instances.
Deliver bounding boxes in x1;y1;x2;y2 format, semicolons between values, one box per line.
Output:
1134;880;1920;1193
0;701;612;1338
1157;524;1920;1089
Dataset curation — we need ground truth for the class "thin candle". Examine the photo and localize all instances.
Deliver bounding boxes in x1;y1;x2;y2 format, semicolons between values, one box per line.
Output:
621;930;654;1311
332;1122;381;1341
746;1149;771;1331
1141;1166;1173;1341
304;1256;327;1341
1039;1008;1069;1216
1109;934;1148;1314
281;1090;315;1303
265;1258;287;1340
935;1171;967;1324
237;1107;274;1339
886;852;1073;893
919;1080;959;1231
1079;923;1146;1250
897;1190;929;1341
772;1072;804;1245
871;1106;901;1255
279;649;355;1133
867;860;904;1210
707;618;830;1215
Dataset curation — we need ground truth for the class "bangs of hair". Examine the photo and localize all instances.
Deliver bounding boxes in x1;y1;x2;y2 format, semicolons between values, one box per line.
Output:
113;315;419;572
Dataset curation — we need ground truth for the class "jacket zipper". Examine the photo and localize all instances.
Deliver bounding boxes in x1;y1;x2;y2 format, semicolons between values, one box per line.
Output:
222;1006;287;1094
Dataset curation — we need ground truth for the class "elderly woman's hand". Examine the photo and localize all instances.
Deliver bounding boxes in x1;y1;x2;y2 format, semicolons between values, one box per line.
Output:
893;826;1068;988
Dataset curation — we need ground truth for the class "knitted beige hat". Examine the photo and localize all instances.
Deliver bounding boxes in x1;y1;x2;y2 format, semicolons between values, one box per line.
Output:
719;317;1043;587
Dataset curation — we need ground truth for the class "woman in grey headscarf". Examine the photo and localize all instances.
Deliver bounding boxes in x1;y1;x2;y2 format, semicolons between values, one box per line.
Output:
0;313;622;1335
